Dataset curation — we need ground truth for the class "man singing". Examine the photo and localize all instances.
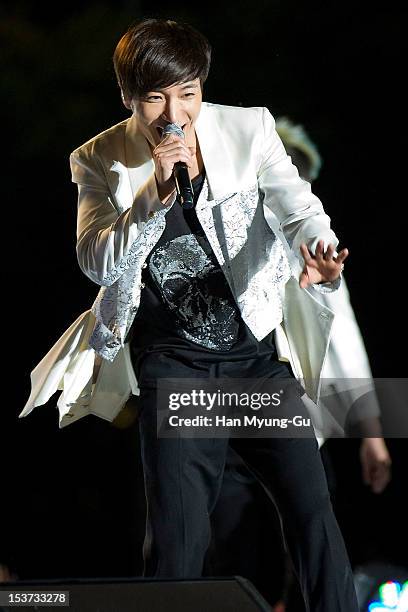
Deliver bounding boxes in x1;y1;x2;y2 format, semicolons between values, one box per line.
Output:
23;18;358;611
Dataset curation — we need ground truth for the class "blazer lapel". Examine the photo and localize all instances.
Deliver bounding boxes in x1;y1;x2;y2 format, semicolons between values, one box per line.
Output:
195;103;238;200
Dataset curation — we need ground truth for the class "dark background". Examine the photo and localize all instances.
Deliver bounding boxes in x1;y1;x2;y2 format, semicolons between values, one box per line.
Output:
1;0;406;603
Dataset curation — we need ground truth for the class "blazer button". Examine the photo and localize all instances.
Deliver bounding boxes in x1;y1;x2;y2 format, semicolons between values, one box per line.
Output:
132;306;138;313
140;282;145;289
142;262;147;269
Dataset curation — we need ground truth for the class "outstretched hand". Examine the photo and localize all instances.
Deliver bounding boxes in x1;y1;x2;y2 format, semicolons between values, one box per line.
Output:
299;240;349;288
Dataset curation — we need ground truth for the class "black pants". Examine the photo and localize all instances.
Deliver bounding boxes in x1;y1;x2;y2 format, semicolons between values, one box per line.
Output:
137;370;359;612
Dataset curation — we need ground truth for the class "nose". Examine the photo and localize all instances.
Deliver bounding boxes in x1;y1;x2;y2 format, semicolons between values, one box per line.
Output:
162;98;182;126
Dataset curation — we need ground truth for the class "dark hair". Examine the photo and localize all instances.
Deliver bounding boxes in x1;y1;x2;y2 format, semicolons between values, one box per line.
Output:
113;19;212;101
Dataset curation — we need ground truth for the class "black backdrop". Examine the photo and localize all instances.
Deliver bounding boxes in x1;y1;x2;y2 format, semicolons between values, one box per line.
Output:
1;0;406;598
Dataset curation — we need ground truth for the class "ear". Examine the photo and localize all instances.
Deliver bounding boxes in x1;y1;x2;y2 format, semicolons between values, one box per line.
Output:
120;89;133;111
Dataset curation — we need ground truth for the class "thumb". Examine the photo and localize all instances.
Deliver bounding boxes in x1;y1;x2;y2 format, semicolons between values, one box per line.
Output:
299;268;310;289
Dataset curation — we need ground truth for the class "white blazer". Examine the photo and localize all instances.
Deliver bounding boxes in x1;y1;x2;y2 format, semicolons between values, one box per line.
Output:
20;103;341;429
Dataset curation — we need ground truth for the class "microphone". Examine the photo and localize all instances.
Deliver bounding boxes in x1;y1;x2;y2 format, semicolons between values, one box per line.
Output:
162;123;195;209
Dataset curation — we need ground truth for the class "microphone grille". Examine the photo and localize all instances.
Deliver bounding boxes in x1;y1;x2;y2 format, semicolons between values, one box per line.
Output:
162;123;185;139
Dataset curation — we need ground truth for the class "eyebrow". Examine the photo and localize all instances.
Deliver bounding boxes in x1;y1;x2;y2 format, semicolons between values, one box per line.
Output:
146;82;199;95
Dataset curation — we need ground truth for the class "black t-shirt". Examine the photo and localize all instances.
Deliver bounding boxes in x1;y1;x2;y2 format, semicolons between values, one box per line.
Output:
129;171;285;387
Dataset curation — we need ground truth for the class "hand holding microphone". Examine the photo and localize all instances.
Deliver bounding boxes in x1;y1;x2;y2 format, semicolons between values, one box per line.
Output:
152;123;195;209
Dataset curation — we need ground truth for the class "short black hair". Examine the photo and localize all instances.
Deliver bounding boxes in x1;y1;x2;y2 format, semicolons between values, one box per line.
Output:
113;18;212;101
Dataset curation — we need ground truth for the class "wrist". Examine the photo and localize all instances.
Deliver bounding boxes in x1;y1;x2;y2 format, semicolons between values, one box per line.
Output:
156;177;176;204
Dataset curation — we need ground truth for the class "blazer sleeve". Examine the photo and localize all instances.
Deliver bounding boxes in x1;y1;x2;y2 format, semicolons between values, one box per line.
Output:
71;149;175;287
257;107;339;260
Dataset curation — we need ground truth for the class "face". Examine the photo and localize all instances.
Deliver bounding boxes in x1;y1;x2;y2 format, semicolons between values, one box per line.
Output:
128;78;202;148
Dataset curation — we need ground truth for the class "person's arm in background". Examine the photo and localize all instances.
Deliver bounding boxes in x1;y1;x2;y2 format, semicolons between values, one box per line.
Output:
271;115;392;494
311;278;392;494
